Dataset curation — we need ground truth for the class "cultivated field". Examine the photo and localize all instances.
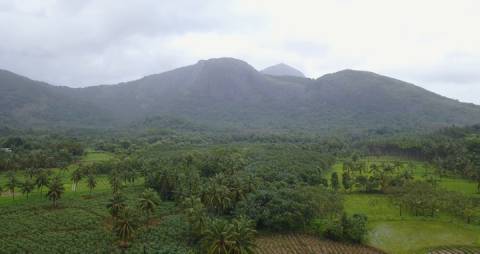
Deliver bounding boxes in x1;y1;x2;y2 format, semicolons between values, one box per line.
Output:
256;234;385;254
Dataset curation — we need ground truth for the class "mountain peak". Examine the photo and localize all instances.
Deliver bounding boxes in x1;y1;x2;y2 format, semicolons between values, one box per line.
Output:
261;63;305;78
196;57;256;70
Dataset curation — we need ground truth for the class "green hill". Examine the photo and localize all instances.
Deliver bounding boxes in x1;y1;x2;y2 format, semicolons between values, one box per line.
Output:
1;58;479;133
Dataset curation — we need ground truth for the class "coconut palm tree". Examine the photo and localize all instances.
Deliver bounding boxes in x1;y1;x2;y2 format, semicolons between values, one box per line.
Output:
201;182;231;215
35;170;50;196
47;176;65;208
21;179;35;199
183;196;208;238
87;174;97;195
25;167;37;179
109;169;123;194
6;171;17;200
107;192;127;221
71;168;83;192
59;163;69;176
202;218;235;254
137;188;160;226
231;216;257;254
115;207;138;250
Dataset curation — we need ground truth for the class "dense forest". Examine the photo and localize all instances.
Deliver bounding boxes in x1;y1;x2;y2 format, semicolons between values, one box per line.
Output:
1;123;479;253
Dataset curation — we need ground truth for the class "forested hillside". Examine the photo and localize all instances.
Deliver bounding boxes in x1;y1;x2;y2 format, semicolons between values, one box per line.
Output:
1;58;479;132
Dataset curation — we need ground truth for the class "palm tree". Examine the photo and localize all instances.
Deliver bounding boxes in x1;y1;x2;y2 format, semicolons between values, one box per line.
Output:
202;218;235;254
202;182;232;215
157;168;176;200
21;179;35;199
331;172;339;191
59;163;69;176
47;176;65;208
25;167;37;179
183;196;208;238
87;174;97;195
115;207;138;249
6;171;17;200
35;170;50;196
231;216;257;254
109;169;123;194
107;192;127;222
71;168;83;192
137;188;160;226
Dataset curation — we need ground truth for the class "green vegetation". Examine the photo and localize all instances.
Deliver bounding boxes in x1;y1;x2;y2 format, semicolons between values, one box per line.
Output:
0;125;480;253
369;221;480;254
2;58;480;133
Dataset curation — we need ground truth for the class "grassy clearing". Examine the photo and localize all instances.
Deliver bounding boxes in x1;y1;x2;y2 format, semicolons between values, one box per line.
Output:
80;150;115;163
369;221;480;254
334;156;480;253
0;151;116;205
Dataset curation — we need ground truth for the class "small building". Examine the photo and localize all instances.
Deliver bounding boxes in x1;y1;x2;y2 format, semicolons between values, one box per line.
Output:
0;148;12;153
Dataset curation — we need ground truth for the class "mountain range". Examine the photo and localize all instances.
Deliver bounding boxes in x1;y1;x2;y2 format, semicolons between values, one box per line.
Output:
1;57;479;134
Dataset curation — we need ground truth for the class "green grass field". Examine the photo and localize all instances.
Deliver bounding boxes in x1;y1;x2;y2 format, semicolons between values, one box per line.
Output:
333;156;480;254
0;151;116;205
369;221;480;254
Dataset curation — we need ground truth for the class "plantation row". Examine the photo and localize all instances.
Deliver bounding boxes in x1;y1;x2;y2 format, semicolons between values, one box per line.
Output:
255;234;384;254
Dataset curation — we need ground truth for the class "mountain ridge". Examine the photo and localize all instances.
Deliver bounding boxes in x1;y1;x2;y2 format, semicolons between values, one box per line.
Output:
1;57;479;133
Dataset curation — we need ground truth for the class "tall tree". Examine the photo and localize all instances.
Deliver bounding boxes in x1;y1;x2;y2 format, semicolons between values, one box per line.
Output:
109;169;123;194
202;218;235;254
47;176;65;208
87;174;97;195
6;171;17;200
35;170;50;196
21;179;35;199
137;188;160;226
331;172;339;191
201;178;232;215
342;172;352;192
231;216;257;254
115;207;138;250
107;192;127;222
71;168;83;192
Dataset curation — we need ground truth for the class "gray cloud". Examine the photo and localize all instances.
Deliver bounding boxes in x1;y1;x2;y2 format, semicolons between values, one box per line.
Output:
0;0;479;104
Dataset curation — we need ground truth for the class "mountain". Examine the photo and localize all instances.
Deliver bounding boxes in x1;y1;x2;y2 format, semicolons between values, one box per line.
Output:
261;63;306;78
0;69;111;128
1;58;480;133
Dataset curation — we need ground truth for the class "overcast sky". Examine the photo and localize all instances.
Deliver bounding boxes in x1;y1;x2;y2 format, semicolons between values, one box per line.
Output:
1;0;479;104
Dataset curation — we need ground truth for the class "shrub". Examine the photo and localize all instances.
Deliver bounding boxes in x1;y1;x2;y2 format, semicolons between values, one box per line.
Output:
316;213;368;243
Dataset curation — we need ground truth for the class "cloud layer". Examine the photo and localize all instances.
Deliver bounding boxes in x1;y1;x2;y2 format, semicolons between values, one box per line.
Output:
0;0;479;104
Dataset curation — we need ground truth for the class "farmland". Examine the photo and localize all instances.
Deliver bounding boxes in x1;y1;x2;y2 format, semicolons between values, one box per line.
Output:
256;234;385;254
1;125;480;253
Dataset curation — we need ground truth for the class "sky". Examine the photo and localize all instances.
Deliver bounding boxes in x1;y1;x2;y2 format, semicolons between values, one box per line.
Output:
0;0;479;104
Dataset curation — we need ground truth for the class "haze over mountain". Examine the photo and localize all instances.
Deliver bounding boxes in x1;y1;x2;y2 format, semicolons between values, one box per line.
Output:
261;63;306;78
1;57;479;133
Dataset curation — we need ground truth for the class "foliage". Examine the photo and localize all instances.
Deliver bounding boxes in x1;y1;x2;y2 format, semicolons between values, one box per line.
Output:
46;176;65;208
316;213;368;243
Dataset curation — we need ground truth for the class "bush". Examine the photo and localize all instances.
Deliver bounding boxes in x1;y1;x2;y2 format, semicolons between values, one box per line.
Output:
315;213;368;243
237;185;342;231
343;214;368;243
